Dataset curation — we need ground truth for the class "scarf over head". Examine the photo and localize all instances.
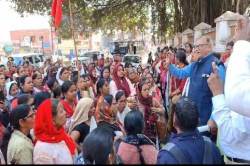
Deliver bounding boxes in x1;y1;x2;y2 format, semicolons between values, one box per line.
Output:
127;68;140;84
95;96;117;124
56;67;64;85
34;99;76;155
68;97;93;134
137;85;157;140
5;81;17;101
112;64;131;97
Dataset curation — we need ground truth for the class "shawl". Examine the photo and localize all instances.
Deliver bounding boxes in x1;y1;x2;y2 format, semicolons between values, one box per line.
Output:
137;85;157;140
95;96;117;124
112;64;131;97
34;99;76;155
61;100;76;117
128;68;141;84
68;97;93;134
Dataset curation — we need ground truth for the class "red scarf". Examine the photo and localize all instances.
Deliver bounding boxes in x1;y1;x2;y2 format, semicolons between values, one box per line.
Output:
136;85;157;140
34;99;76;155
61;100;76;117
112;64;131;97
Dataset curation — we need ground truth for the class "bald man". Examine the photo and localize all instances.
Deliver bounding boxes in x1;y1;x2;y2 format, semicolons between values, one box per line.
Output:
165;36;226;133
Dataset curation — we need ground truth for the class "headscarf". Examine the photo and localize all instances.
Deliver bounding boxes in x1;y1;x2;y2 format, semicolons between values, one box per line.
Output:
5;81;17;101
44;66;48;77
88;68;97;85
95;96;117;124
127;68;140;84
112;64;131;97
100;66;111;83
34;99;76;155
68;98;93;134
56;67;64;85
137;84;157;140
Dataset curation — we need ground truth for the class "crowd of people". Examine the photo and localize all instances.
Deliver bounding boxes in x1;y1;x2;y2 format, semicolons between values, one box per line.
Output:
0;15;249;164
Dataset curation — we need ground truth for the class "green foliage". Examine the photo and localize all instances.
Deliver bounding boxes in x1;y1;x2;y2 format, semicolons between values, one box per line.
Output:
7;0;250;44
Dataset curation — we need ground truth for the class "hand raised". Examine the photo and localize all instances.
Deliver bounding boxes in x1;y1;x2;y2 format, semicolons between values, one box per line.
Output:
207;62;223;96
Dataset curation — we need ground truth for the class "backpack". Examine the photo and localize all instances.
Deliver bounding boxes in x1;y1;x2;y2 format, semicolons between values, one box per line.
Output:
160;136;213;164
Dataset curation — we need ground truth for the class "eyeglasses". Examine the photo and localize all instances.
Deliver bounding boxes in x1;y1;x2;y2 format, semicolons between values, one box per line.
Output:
194;44;209;49
23;111;35;120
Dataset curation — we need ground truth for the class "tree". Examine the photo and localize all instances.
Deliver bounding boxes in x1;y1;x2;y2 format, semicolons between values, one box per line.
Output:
7;0;250;44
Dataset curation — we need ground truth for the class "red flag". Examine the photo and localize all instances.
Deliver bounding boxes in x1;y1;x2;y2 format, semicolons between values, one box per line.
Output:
51;0;64;28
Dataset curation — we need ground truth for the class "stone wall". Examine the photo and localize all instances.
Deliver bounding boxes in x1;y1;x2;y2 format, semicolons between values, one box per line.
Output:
169;11;239;53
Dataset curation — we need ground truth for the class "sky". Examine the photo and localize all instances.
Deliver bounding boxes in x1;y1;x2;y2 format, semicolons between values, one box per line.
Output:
0;0;50;42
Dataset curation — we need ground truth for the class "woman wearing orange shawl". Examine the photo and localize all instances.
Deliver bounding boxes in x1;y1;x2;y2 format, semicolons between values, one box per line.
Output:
33;98;76;164
95;94;125;137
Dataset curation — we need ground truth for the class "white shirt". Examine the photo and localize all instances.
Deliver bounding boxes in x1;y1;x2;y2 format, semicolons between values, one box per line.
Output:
33;140;73;164
212;94;250;160
225;40;250;118
117;106;131;126
109;78;136;98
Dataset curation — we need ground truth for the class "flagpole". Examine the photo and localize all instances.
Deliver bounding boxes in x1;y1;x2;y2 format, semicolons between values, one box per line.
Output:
68;0;79;77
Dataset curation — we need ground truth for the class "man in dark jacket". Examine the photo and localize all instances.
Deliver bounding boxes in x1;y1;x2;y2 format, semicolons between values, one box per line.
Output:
157;97;222;164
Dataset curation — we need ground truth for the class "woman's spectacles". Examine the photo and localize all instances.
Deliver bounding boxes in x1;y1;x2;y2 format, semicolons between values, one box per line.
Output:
23;111;35;120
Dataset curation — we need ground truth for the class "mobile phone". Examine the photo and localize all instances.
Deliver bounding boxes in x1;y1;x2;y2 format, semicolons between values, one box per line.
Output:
52;72;57;77
0;91;4;102
134;94;138;102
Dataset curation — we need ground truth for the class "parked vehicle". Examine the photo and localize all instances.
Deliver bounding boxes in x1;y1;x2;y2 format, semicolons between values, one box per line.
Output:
121;53;142;68
11;53;44;67
71;51;100;67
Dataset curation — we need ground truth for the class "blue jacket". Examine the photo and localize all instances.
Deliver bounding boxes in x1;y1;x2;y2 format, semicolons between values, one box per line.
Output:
157;130;222;164
169;53;226;125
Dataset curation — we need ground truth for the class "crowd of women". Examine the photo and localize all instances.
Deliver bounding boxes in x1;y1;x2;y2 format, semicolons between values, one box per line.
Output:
0;43;205;164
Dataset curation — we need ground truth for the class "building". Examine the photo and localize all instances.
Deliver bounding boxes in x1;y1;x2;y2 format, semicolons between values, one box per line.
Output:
10;29;52;54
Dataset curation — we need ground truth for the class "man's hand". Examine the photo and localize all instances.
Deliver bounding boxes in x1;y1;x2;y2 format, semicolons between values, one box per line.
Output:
234;14;250;42
164;51;172;69
207;119;218;135
207;62;223;96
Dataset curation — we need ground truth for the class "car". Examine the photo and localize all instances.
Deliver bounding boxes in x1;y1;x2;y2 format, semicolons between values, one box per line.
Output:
71;51;100;67
121;54;142;68
11;53;44;67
